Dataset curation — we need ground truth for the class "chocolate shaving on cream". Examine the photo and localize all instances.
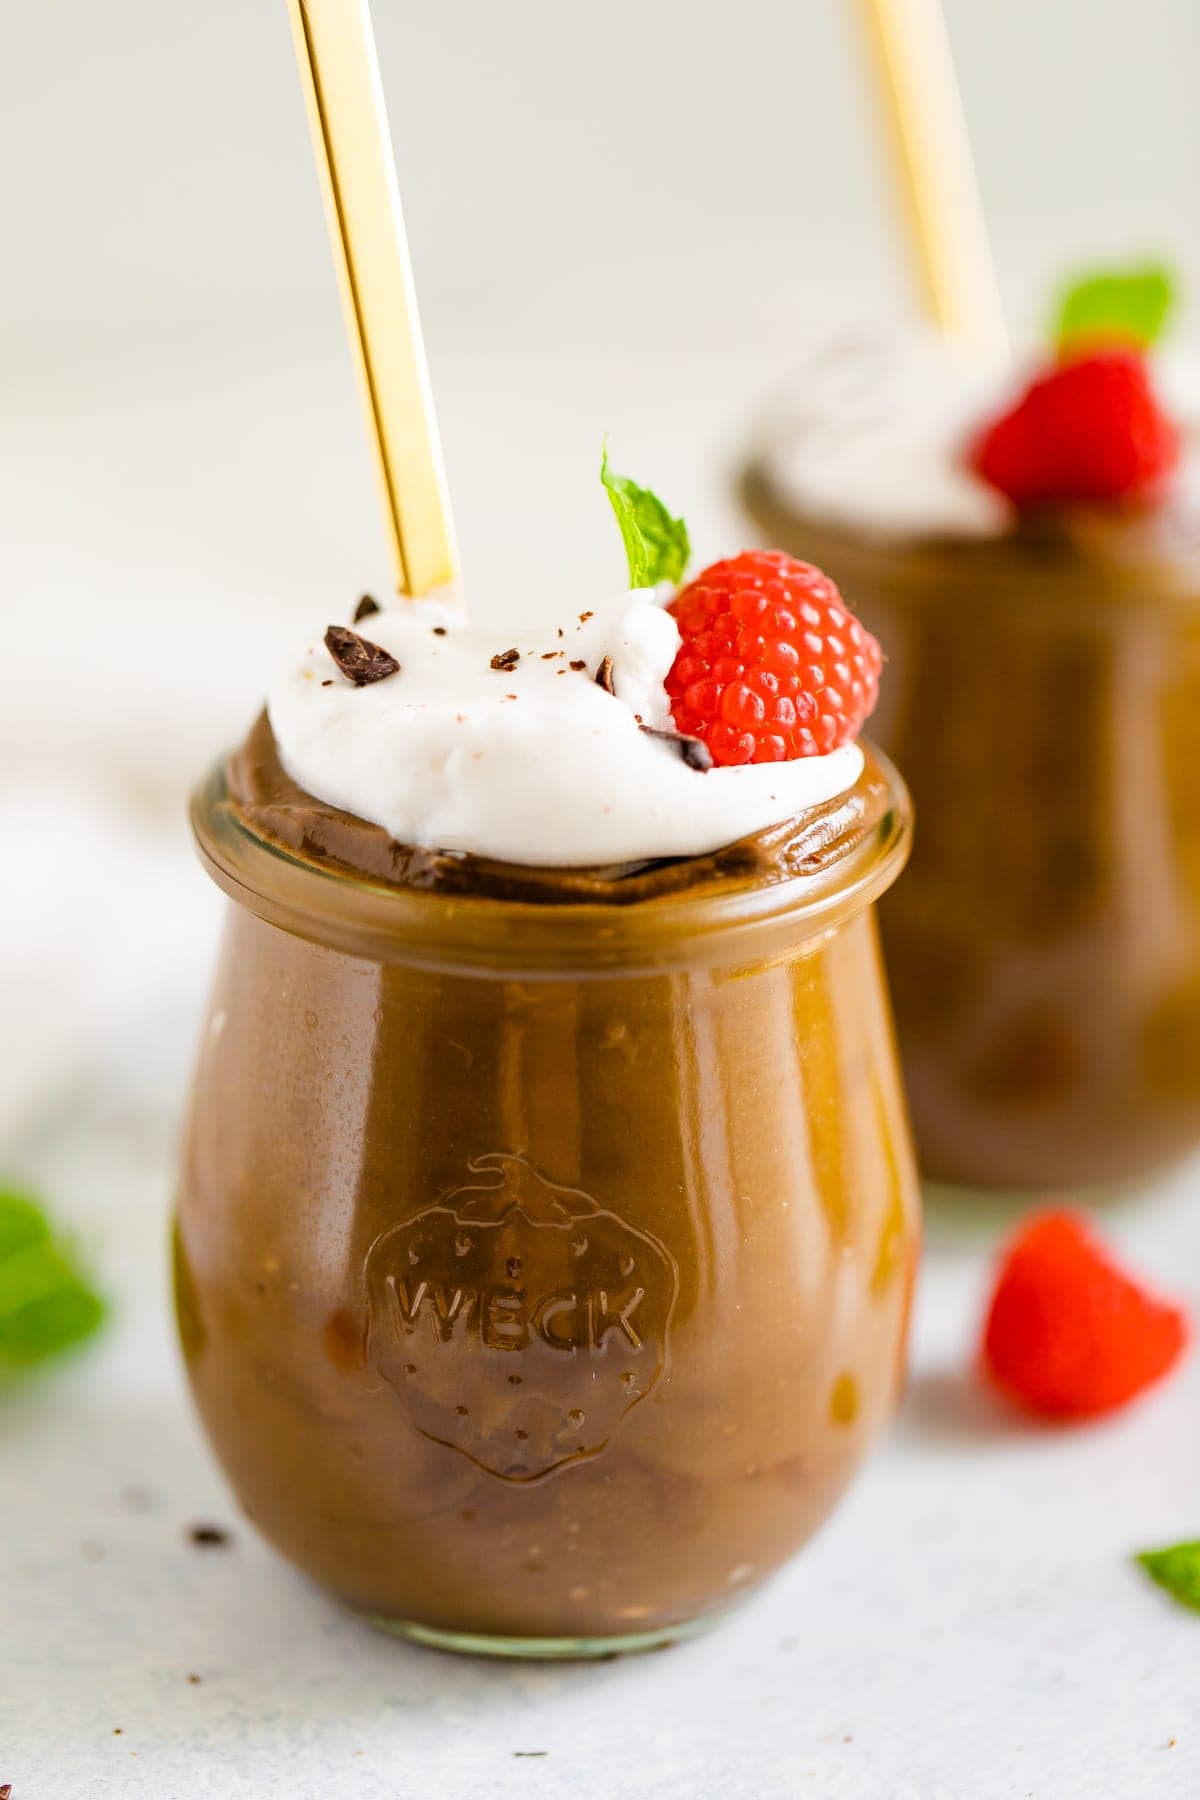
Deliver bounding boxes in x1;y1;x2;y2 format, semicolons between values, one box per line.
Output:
639;725;713;772
325;625;400;687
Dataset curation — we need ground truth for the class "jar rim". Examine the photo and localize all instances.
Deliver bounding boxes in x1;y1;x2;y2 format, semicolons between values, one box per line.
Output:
741;454;1200;601
190;746;911;977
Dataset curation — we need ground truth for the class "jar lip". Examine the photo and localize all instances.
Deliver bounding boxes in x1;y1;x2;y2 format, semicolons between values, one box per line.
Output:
741;453;1200;589
190;747;911;975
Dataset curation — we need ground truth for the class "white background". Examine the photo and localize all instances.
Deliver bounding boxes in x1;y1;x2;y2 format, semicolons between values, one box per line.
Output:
2;3;1200;1795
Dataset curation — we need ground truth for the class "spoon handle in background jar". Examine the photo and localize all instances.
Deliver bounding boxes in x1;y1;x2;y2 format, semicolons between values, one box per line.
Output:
852;0;1008;358
285;0;459;600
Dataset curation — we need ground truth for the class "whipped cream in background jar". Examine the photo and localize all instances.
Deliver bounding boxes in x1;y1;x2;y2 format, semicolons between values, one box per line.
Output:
742;323;1200;1194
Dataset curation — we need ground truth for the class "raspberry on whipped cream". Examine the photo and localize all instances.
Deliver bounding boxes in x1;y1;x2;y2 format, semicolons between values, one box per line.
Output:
970;349;1180;506
666;551;881;765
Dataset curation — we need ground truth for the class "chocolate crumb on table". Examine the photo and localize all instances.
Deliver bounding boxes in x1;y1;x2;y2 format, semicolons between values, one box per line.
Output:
352;594;381;623
489;646;520;673
569;659;586;671
1;1782;12;1797
188;1523;231;1547
594;655;615;694
432;626;447;636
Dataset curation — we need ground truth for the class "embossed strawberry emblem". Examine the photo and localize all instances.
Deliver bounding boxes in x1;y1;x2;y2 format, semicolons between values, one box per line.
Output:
365;1155;678;1482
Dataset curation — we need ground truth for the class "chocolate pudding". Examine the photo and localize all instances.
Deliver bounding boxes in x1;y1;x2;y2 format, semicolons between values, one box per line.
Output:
177;558;918;1655
226;709;897;904
743;337;1200;1191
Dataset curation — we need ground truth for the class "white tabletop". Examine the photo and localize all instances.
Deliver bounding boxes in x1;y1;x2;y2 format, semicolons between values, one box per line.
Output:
4;1013;1200;1800
3;325;1200;1800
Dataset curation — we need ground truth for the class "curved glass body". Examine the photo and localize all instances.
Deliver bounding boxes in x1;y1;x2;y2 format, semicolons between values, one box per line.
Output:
745;463;1200;1191
176;753;918;1656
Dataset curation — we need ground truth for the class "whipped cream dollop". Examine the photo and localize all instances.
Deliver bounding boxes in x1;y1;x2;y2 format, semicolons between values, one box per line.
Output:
753;332;1200;542
753;333;1015;540
267;593;863;868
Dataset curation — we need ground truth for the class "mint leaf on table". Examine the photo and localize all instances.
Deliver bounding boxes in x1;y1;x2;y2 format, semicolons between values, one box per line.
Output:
0;1187;105;1376
600;445;690;589
1054;264;1175;353
1136;1540;1200;1614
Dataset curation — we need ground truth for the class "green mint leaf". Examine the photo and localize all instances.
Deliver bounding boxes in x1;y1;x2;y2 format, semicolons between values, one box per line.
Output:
1136;1540;1200;1614
1055;264;1175;352
0;1187;105;1377
600;445;690;589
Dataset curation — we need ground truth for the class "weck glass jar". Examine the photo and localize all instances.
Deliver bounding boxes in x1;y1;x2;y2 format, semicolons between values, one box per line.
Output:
175;745;919;1657
745;460;1200;1192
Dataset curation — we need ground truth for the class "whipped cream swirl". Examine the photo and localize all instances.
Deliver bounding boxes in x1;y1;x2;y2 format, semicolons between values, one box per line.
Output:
267;592;863;868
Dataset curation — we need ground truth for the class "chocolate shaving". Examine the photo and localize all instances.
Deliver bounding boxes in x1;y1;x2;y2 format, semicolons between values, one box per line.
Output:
320;679;333;687
569;659;586;671
640;725;713;771
432;626;447;636
352;593;381;623
594;655;616;695
490;646;520;672
188;1524;231;1548
325;625;400;686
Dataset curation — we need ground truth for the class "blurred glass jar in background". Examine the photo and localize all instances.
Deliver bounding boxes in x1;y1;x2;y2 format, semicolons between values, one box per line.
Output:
743;337;1200;1193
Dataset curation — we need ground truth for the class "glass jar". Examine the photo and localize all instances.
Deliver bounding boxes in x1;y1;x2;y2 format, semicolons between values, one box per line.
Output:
745;461;1200;1192
175;749;918;1658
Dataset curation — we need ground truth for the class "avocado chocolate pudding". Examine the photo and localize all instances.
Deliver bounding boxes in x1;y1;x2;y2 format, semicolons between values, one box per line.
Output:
177;494;919;1657
743;290;1200;1193
226;707;898;904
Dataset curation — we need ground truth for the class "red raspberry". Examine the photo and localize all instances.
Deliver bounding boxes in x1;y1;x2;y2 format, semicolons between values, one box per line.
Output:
982;1210;1188;1420
665;551;882;766
971;348;1179;506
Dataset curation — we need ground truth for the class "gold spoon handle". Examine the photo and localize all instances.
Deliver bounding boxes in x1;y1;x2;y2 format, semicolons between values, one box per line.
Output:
287;0;458;597
855;0;1007;356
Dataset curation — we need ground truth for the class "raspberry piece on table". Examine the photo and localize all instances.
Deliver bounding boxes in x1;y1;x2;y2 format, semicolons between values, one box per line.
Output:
970;348;1179;506
665;550;881;767
981;1210;1189;1420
